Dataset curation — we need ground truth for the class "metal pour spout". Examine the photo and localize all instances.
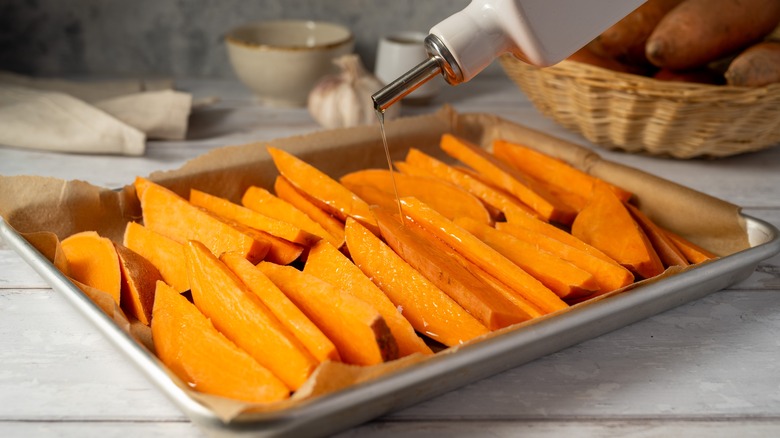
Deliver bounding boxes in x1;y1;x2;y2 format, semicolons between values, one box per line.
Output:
372;34;463;112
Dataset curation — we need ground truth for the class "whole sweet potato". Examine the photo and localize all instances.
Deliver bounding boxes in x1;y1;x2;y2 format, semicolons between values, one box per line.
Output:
588;0;684;66
646;0;780;70
725;40;780;86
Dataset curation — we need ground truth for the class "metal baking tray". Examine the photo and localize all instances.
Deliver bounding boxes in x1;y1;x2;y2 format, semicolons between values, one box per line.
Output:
3;212;779;437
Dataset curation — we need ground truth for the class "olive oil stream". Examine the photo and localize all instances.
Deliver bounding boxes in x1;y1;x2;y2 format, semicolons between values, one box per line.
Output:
375;109;405;223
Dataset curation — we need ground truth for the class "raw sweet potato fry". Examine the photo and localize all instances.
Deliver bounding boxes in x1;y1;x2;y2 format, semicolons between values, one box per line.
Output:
503;202;619;264
340;169;492;225
439;134;576;224
571;182;665;279
114;242;163;325
189;189;305;265
123;222;189;293
626;204;689;268
373;208;535;329
400;197;568;314
258;261;398;366
221;253;341;363
135;177;270;264
393;160;505;221
455;217;599;300
663;229;718;264
185;240;318;390
242;185;342;248
303;240;433;357
496;222;634;294
267;146;379;234
345;217;489;347
151;281;290;403
274;176;346;247
492;139;632;204
61;231;122;304
399;149;542;221
191;188;320;248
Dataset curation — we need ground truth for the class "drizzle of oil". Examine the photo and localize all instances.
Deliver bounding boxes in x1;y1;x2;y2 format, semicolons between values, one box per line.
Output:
375;108;405;224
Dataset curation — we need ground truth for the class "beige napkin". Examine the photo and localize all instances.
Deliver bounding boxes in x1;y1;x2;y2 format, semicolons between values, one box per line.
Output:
0;72;194;156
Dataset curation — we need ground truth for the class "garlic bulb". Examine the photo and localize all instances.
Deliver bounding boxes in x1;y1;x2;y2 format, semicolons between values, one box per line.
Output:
308;54;401;129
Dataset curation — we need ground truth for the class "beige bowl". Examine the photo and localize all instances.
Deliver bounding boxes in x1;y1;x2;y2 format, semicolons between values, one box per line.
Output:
226;20;354;107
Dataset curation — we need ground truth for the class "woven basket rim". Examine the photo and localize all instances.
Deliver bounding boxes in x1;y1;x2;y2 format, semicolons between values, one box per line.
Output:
500;55;780;102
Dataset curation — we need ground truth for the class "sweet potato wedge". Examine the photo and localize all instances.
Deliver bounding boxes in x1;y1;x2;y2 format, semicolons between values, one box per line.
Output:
340;169;492;225
274;176;346;247
400;197;568;314
303;240;433;357
663;229;718;264
123;222;189;293
456;217;600;300
400;149;542;221
571;182;664;279
374;208;535;329
189;189;305;265
61;231;121;304
345;217;490;347
258;261;398;366
221;252;341;363
496;222;634;294
185;240;318;390
114;242;163;325
135;177;270;264
439;134;576;224
492;139;632;206
626;204;689;268
151;281;289;403
267;146;378;234
242;185;342;248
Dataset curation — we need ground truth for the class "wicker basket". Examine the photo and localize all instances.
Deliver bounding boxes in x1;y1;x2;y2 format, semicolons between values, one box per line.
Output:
500;55;780;158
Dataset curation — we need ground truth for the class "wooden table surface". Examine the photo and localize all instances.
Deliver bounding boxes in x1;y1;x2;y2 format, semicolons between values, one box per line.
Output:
1;74;779;438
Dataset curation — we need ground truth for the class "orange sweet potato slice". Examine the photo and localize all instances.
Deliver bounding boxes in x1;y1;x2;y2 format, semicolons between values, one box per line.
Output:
257;261;398;366
61;231;121;304
136;177;270;264
303;240;433;357
345;217;489;347
267;146;378;234
123;222;189;293
493;139;633;204
455;217;599;300
242;185;342;248
189;189;305;264
439;134;577;224
114;243;163;325
571;182;665;279
626;204;689;268
274;176;346;247
496;222;634;294
400;197;568;314
151;281;289;403
374;208;535;329
185;240;318;390
400;149;542;221
340;169;492;225
220;252;341;363
191;188;320;248
663;229;718;264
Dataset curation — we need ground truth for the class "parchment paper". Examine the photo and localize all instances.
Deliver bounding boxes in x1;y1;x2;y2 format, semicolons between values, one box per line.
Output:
0;106;749;421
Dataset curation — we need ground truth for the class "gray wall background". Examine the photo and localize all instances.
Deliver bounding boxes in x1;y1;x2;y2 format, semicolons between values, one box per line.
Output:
0;0;469;79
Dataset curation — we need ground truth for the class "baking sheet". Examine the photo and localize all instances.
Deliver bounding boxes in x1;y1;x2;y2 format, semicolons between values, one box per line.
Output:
2;108;779;437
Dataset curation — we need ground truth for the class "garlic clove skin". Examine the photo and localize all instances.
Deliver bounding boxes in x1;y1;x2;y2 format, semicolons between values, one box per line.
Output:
308;54;401;129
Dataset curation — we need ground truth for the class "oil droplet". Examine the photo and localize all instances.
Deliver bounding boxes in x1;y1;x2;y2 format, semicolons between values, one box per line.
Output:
375;108;404;224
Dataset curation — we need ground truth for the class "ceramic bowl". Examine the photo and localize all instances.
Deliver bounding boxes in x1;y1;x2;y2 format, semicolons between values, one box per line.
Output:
225;20;354;107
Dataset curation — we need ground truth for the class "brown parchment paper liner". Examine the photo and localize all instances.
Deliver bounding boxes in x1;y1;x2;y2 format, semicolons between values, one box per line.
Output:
0;106;749;422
